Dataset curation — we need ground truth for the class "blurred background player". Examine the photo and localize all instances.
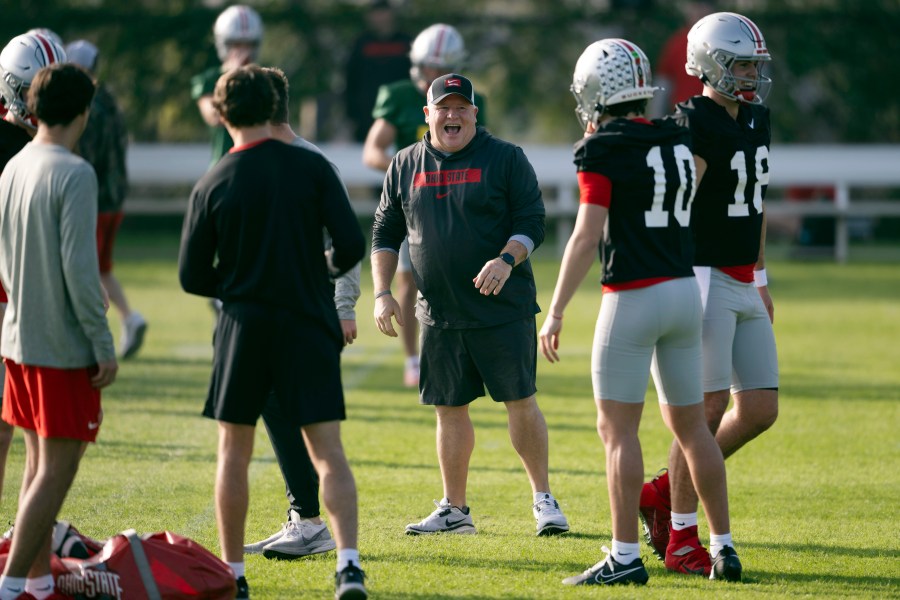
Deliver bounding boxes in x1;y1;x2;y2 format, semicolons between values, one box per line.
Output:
362;23;486;388
648;1;714;118
343;0;411;143
191;4;263;320
67;39;148;360
191;4;263;168
639;12;776;580
0;30;66;513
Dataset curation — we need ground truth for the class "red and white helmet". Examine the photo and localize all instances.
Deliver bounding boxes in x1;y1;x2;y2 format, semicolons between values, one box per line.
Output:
26;28;63;48
214;5;264;62
409;24;466;85
571;38;658;128
0;32;67;129
686;12;772;103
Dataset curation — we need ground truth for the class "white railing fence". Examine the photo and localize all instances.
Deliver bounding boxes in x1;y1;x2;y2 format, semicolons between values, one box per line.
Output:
127;143;900;263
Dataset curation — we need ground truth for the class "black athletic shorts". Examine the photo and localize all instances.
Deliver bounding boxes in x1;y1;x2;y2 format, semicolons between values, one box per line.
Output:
203;302;345;426
419;316;537;406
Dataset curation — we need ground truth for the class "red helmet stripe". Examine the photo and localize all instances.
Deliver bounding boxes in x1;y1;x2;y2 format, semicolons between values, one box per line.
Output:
612;38;644;87
736;14;766;53
34;34;58;65
238;6;248;35
431;26;446;63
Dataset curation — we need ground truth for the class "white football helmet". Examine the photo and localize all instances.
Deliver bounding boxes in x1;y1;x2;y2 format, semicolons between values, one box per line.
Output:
685;12;772;103
214;5;264;62
0;32;67;129
26;28;63;47
409;24;466;85
571;38;658;129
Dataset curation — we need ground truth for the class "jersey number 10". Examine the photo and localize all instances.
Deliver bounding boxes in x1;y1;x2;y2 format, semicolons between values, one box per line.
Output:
644;144;696;228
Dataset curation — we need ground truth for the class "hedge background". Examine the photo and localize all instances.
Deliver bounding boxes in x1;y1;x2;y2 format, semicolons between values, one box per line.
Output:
2;0;898;145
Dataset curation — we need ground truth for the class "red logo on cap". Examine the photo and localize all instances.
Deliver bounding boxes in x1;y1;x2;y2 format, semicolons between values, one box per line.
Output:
446;78;461;87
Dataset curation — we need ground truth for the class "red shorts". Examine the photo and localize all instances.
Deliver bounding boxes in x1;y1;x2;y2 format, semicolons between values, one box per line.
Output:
2;359;102;442
96;211;125;274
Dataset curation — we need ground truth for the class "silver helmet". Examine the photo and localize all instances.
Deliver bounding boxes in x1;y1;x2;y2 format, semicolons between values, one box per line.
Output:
409;24;466;86
571;38;658;129
213;5;264;63
1;32;67;129
685;12;772;103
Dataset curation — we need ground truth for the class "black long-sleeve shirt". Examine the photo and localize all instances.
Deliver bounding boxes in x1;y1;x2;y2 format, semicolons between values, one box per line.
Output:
372;127;545;329
179;139;365;331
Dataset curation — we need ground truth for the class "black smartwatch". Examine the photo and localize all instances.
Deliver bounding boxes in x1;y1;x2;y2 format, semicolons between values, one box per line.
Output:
499;252;516;268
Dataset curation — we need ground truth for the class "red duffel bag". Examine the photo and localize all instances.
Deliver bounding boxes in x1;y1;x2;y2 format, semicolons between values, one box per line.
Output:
1;527;235;600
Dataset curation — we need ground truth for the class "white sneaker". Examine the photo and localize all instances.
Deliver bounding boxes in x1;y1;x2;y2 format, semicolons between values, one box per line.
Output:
263;519;336;559
405;498;476;535
244;521;290;554
120;311;147;359
533;493;570;536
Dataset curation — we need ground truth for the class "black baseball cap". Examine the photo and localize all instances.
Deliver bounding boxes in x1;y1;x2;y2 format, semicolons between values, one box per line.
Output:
427;73;475;105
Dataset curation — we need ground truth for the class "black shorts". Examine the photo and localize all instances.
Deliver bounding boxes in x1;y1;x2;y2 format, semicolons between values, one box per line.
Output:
203;302;345;426
420;317;537;406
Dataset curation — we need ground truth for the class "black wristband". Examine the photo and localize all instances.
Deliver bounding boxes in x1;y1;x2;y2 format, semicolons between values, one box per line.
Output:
375;290;392;299
499;252;515;267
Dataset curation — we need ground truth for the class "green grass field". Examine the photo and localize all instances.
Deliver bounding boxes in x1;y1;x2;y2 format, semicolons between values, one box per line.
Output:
3;227;899;599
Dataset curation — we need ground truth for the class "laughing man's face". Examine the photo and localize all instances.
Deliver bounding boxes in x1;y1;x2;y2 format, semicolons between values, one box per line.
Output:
424;95;478;153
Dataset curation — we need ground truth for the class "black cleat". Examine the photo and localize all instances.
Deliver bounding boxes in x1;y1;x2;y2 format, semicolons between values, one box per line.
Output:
562;548;649;586
335;564;368;599
710;546;742;582
235;576;250;599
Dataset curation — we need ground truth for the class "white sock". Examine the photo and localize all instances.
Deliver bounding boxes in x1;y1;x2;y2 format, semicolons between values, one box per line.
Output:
671;512;698;531
25;574;56;600
610;540;641;565
0;576;27;600
533;491;552;503
405;356;419;369
709;533;733;558
227;561;245;579
337;548;360;572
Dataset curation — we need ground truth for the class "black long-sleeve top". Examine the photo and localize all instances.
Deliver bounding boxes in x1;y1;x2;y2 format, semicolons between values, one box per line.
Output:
179;139;365;330
372;127;545;329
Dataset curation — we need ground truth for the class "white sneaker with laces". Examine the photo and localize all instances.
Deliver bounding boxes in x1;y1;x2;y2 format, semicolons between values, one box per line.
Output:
263;518;336;559
405;498;476;535
533;493;570;536
120;311;147;359
244;521;291;554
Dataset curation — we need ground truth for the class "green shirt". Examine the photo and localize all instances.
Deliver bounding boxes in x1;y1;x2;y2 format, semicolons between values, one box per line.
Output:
191;66;233;168
371;79;488;152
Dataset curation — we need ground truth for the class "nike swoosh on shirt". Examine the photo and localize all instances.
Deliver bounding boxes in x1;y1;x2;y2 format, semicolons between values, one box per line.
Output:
593;566;645;584
748;118;755;129
436;192;449;199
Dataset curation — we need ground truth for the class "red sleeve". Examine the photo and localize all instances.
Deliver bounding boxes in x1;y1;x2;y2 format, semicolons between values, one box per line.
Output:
578;171;612;208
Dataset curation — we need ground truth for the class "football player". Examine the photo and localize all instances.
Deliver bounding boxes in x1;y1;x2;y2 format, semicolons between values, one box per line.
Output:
362;23;487;389
639;11;777;578
190;4;263;167
539;38;740;585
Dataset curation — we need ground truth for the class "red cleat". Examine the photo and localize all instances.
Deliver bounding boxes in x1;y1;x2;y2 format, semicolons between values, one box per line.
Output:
665;525;712;576
638;469;671;560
